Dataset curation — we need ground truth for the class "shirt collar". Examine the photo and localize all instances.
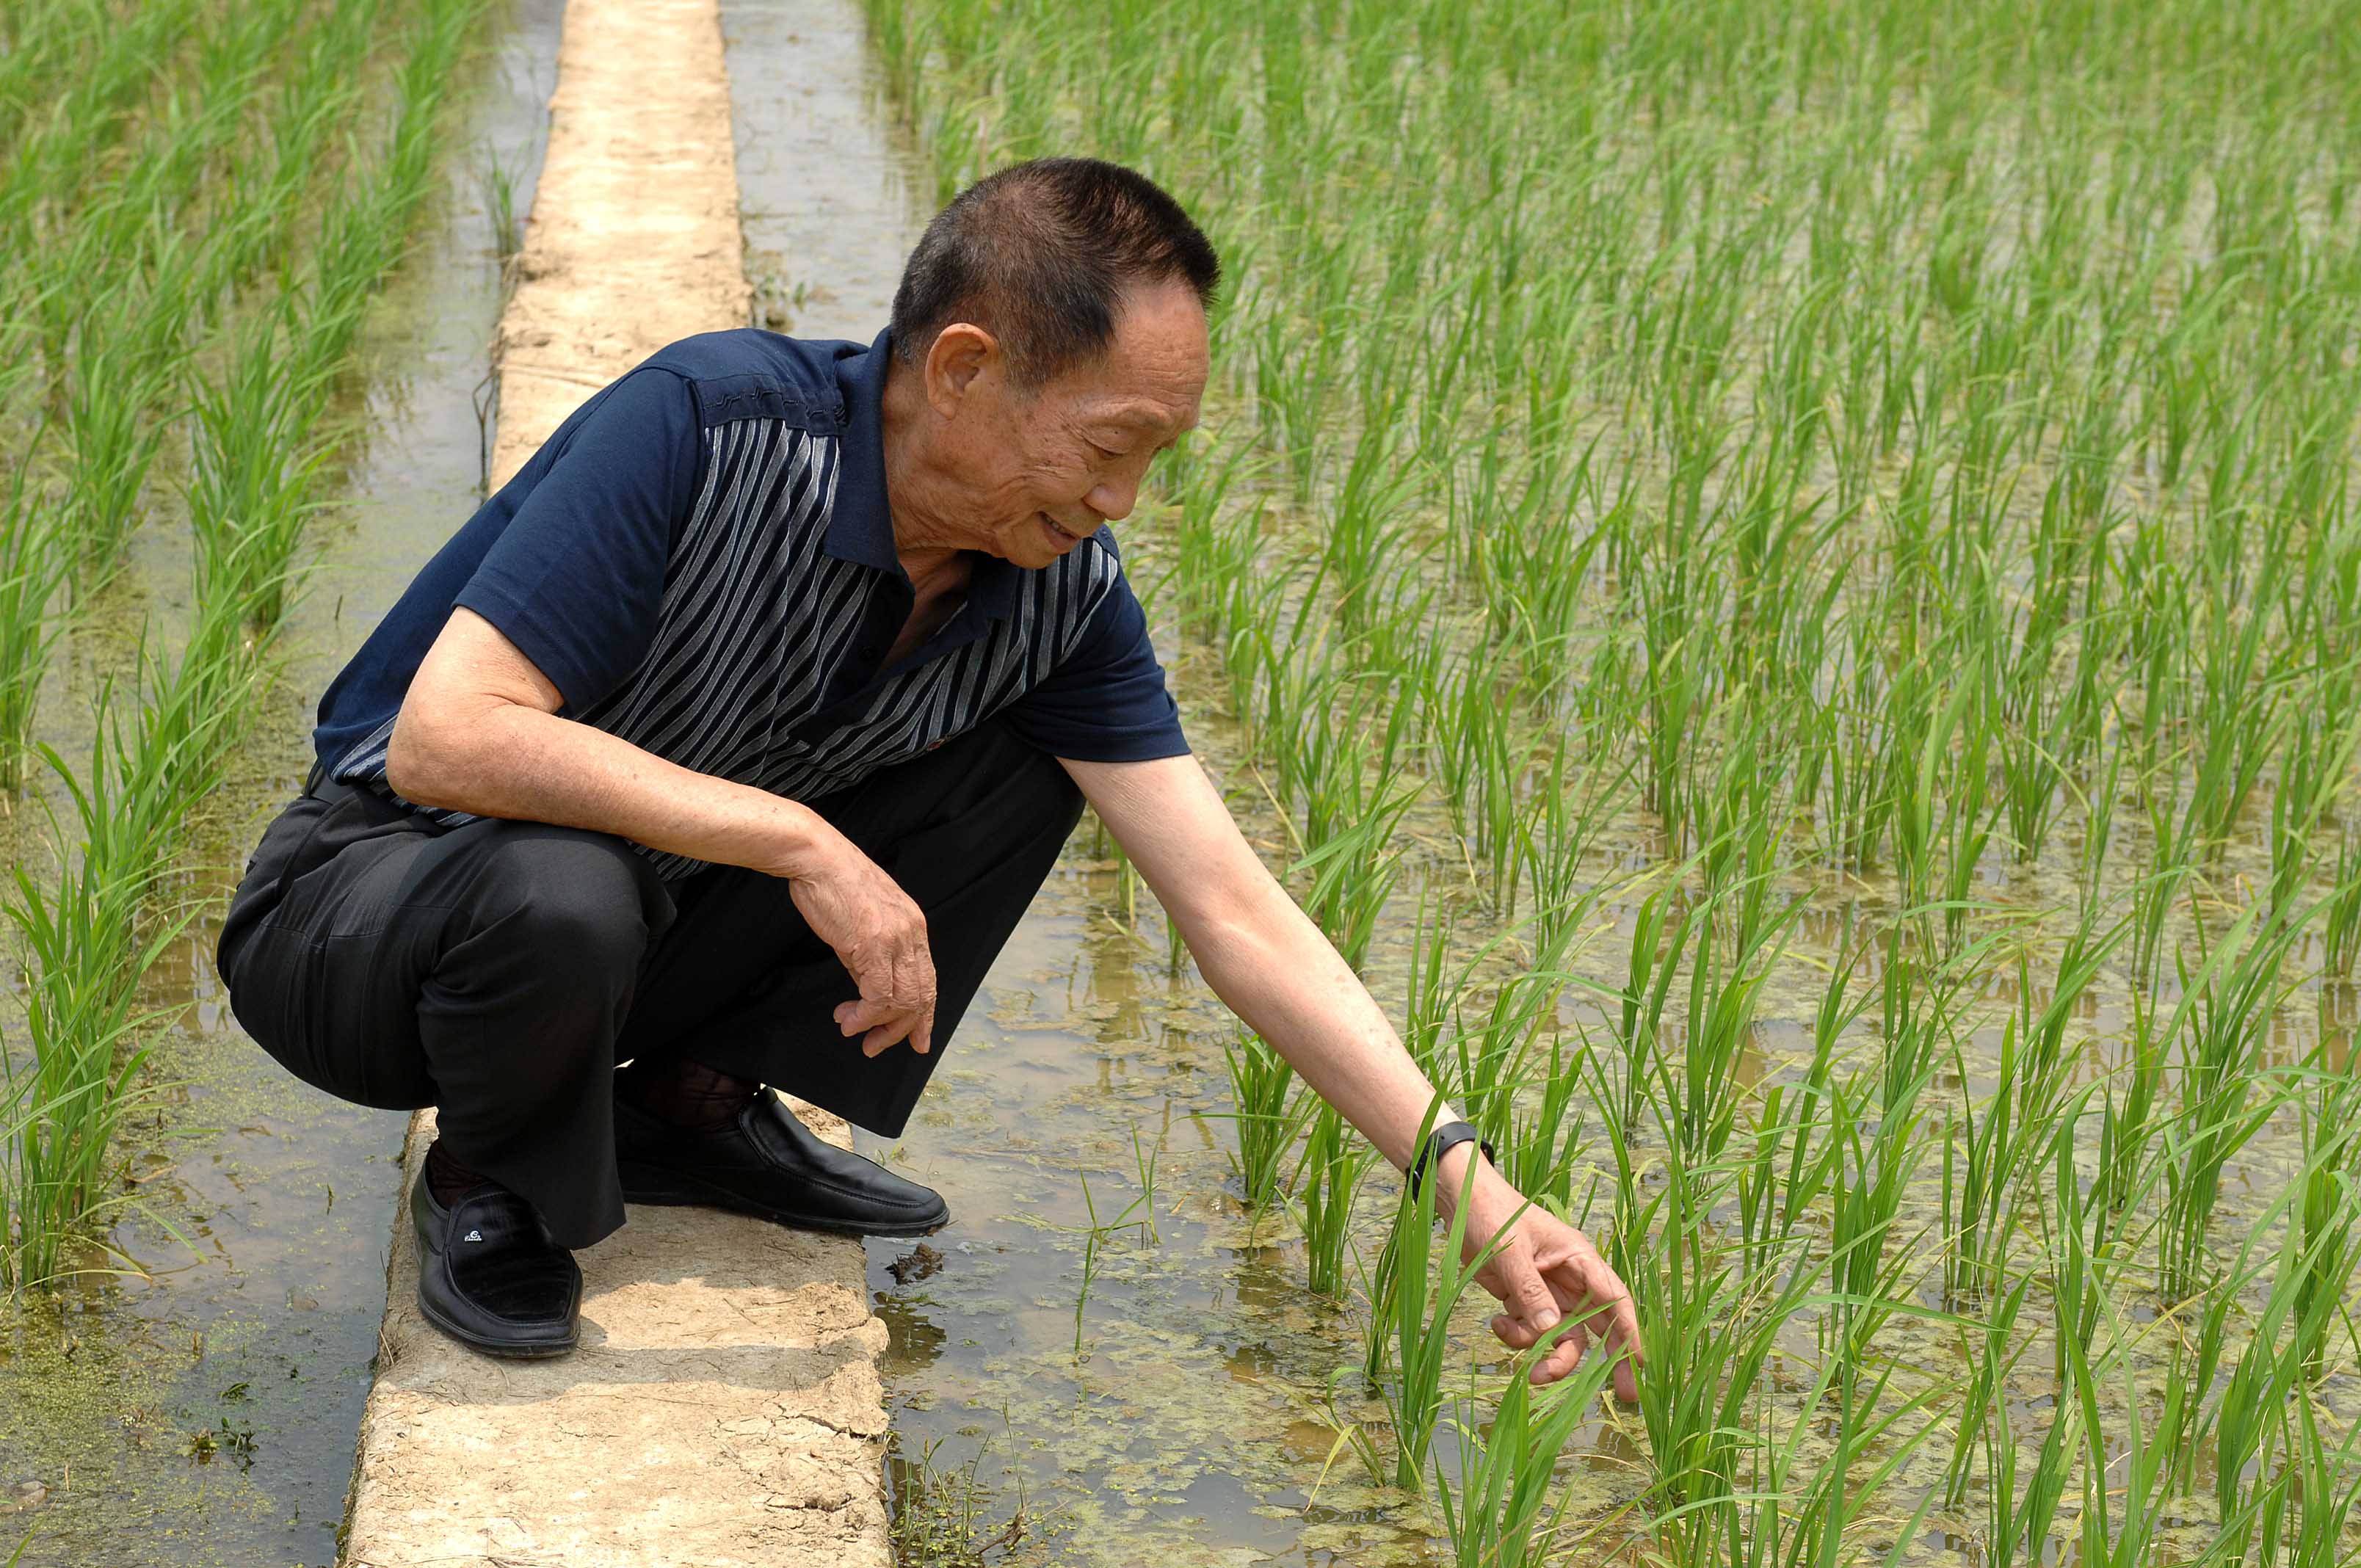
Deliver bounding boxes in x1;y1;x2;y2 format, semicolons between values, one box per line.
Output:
828;327;1022;622
825;330;903;574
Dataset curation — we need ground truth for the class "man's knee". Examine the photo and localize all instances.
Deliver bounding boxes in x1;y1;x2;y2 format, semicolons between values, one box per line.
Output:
460;824;674;982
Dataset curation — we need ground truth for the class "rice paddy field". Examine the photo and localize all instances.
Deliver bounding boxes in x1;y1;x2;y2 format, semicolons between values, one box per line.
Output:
844;0;2361;1563
5;0;2361;1564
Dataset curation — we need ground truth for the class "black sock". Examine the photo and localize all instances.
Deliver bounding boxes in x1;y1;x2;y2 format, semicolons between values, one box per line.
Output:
424;1138;493;1207
617;1057;761;1131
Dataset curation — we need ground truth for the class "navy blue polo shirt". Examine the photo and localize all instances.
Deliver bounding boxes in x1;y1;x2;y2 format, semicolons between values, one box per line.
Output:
311;327;1191;881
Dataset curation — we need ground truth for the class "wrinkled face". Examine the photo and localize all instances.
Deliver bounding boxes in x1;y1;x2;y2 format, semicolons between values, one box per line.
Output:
924;279;1208;567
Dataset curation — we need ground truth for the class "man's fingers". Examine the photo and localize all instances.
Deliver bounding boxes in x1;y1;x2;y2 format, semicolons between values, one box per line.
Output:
1501;1250;1562;1349
861;1015;917;1057
893;941;938;1054
1489;1310;1534;1349
1547;1253;1644;1403
1532;1321;1589;1387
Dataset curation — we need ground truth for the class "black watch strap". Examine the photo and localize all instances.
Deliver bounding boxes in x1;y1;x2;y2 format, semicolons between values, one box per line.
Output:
1406;1119;1494;1199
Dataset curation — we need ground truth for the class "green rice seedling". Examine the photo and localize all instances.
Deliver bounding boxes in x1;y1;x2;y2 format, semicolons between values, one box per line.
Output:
2269;704;2361;918
2161;902;2307;1298
1943;921;2119;1303
0;438;66;792
1590;1005;1817;1561
2091;994;2169;1233
2324;820;2361;979
1613;1147;1813;1561
479;140;524;276
1818;1067;1929;1381
2186;542;2290;855
2280;1390;2361;1567
2161;1111;2361;1547
1982;1380;2079;1568
1291;778;1417;973
1218;1028;1308;1211
58;304;181;589
2060;1310;2193;1568
1449;961;1566;1159
1942;1274;2031;1509
1654;874;1801;1169
1428;1333;1616;1568
186;301;333;631
2287;1080;2361;1381
1128;1120;1160;1248
1068;1159;1153;1360
1291;1102;1374;1299
1736;951;1852;1259
1889;658;1990;951
1;728;197;1291
1612;879;1698;1137
1520;737;1633;959
1501;1029;1591;1217
1399;885;1464;1087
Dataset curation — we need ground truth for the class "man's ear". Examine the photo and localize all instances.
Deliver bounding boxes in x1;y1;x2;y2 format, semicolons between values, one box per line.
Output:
924;321;1000;416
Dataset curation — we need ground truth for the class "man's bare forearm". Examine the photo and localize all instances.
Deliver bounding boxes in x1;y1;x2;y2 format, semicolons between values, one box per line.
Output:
388;694;834;878
1181;870;1472;1183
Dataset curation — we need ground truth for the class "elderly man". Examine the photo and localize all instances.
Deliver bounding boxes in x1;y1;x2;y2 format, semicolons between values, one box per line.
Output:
216;156;1638;1395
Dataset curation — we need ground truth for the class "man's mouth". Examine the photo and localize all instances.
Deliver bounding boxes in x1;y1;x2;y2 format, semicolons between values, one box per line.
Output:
1038;512;1092;544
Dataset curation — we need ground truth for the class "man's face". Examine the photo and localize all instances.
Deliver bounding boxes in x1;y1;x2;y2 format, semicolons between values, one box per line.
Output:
929;280;1208;567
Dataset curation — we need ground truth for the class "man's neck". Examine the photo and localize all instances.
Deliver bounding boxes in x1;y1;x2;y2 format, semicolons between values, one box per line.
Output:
879;357;961;570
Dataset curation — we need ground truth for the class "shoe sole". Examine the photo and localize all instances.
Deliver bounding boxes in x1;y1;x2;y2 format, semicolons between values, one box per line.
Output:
618;1161;949;1238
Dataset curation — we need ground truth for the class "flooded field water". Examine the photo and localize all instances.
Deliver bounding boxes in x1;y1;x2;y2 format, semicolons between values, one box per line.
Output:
0;5;559;1560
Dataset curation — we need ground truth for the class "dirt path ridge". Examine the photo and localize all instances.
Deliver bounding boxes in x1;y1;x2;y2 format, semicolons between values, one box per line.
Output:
340;1;891;1561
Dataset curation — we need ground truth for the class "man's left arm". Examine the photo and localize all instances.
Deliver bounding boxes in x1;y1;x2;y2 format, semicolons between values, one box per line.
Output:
1060;751;1642;1398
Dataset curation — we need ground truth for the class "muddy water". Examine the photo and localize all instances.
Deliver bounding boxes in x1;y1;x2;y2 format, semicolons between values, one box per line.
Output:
0;7;561;1562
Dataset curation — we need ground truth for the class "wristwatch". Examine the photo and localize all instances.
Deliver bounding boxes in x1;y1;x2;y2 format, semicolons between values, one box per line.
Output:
1406;1119;1495;1199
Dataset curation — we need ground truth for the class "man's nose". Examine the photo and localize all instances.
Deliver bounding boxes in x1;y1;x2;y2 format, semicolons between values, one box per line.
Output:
1087;473;1140;523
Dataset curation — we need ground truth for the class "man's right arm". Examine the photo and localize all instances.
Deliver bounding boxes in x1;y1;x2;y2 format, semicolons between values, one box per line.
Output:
385;605;941;1056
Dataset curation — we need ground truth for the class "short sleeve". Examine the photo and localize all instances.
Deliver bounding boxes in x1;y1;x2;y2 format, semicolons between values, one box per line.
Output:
451;367;702;712
1001;565;1191;761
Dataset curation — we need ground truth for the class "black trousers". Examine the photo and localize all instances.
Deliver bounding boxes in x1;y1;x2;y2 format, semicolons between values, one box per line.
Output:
215;718;1084;1248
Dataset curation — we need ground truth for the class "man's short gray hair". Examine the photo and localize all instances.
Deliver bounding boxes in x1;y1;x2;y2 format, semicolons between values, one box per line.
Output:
889;156;1221;385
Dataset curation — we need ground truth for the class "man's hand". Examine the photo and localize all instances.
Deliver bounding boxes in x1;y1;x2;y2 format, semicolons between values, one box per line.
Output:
780;827;938;1058
1449;1150;1642;1400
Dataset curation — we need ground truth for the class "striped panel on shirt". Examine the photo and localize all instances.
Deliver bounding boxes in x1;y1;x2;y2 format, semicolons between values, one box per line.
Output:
330;415;1123;883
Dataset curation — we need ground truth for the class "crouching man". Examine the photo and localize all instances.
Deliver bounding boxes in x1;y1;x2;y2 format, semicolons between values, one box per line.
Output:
216;156;1639;1397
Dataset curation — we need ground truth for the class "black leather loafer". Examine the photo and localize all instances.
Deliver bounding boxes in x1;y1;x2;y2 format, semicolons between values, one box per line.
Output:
614;1089;949;1237
410;1173;582;1359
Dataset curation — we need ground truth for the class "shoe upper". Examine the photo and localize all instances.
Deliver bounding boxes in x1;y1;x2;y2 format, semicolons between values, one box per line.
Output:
615;1086;949;1230
412;1174;583;1337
